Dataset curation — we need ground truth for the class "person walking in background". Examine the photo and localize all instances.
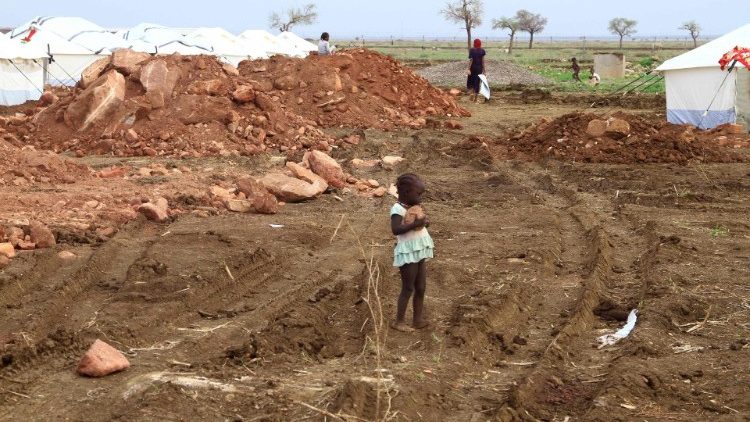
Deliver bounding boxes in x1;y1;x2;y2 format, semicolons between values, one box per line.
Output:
572;57;582;82
318;32;335;55
466;38;486;103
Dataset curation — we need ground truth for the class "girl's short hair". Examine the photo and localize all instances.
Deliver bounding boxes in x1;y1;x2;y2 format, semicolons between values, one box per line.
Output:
396;173;421;195
321;32;330;41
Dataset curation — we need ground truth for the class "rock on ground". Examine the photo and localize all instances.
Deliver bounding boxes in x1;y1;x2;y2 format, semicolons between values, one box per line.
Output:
0;242;16;259
30;222;56;248
77;339;130;377
286;162;329;194
308;151;345;188
64;70;126;131
79;57;110;89
586;119;607;137
259;173;323;203
138;203;168;222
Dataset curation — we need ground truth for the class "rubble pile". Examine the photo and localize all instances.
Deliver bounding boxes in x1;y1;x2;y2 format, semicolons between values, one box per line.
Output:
491;112;750;164
19;49;467;159
27;51;335;158
238;49;469;129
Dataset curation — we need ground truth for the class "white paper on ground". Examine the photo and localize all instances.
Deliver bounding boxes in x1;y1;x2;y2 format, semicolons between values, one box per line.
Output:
479;74;491;100
598;309;638;348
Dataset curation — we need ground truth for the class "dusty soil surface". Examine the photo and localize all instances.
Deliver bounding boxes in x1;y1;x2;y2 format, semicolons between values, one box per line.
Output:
417;60;550;87
1;92;750;422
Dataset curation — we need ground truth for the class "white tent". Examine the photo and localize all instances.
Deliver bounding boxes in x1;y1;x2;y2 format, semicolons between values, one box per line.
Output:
657;23;750;130
238;30;303;58
0;36;46;105
277;31;317;54
7;26;106;86
185;27;266;65
12;16;154;55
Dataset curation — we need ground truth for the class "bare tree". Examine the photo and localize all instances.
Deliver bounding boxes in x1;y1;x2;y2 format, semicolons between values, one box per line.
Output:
441;0;484;51
680;20;701;48
269;3;318;32
517;10;548;49
608;18;638;49
492;16;520;54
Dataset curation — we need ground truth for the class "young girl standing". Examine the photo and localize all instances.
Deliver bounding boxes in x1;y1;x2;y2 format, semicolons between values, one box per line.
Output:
390;174;434;332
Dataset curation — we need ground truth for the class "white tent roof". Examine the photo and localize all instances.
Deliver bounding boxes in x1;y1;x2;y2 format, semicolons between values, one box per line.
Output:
238;29;302;57
8;26;94;56
184;27;253;56
278;31;317;53
0;35;46;59
10;16;158;54
657;23;750;71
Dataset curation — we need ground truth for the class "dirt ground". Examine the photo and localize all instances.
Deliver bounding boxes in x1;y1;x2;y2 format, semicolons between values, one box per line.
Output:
1;91;749;422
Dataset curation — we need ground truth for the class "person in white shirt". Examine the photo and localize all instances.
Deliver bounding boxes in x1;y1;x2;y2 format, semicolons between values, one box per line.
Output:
589;66;601;85
318;32;335;55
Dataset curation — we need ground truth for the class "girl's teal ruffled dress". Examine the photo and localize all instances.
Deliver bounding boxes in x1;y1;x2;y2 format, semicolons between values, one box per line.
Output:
391;203;434;267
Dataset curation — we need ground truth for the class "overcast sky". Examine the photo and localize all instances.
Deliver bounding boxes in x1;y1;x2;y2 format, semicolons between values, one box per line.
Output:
2;0;748;39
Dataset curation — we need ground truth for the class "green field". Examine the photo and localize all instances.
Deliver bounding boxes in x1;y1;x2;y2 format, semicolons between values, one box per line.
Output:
348;39;692;93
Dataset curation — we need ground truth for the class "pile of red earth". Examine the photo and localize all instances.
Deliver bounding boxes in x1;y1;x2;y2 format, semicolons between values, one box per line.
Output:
20;49;466;158
490;112;749;164
26;50;335;158
0;125;89;185
237;49;469;129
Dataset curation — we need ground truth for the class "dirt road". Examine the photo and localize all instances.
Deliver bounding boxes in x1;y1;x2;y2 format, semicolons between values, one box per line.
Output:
1;94;749;421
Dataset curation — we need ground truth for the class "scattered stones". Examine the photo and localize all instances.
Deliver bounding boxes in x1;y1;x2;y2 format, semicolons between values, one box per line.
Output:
77;339;130;377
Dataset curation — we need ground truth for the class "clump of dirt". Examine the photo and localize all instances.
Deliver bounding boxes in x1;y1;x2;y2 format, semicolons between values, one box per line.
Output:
489;112;749;164
0;138;89;185
238;49;470;130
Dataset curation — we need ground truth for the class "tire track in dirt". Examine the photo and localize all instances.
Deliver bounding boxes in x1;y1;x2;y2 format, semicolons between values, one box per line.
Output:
493;162;662;420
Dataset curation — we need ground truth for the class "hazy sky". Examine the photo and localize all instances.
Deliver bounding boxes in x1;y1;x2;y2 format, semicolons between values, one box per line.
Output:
2;0;748;39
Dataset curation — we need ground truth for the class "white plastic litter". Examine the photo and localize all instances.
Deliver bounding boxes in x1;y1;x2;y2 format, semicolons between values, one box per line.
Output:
598;309;638;348
270;224;284;229
478;74;491;100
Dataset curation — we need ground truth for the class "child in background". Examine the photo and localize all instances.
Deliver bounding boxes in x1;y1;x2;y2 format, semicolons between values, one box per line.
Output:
589;66;601;85
318;32;335;56
390;174;434;332
572;57;582;82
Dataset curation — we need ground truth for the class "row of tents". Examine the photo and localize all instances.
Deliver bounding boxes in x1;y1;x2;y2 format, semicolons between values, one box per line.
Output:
1;16;319;106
